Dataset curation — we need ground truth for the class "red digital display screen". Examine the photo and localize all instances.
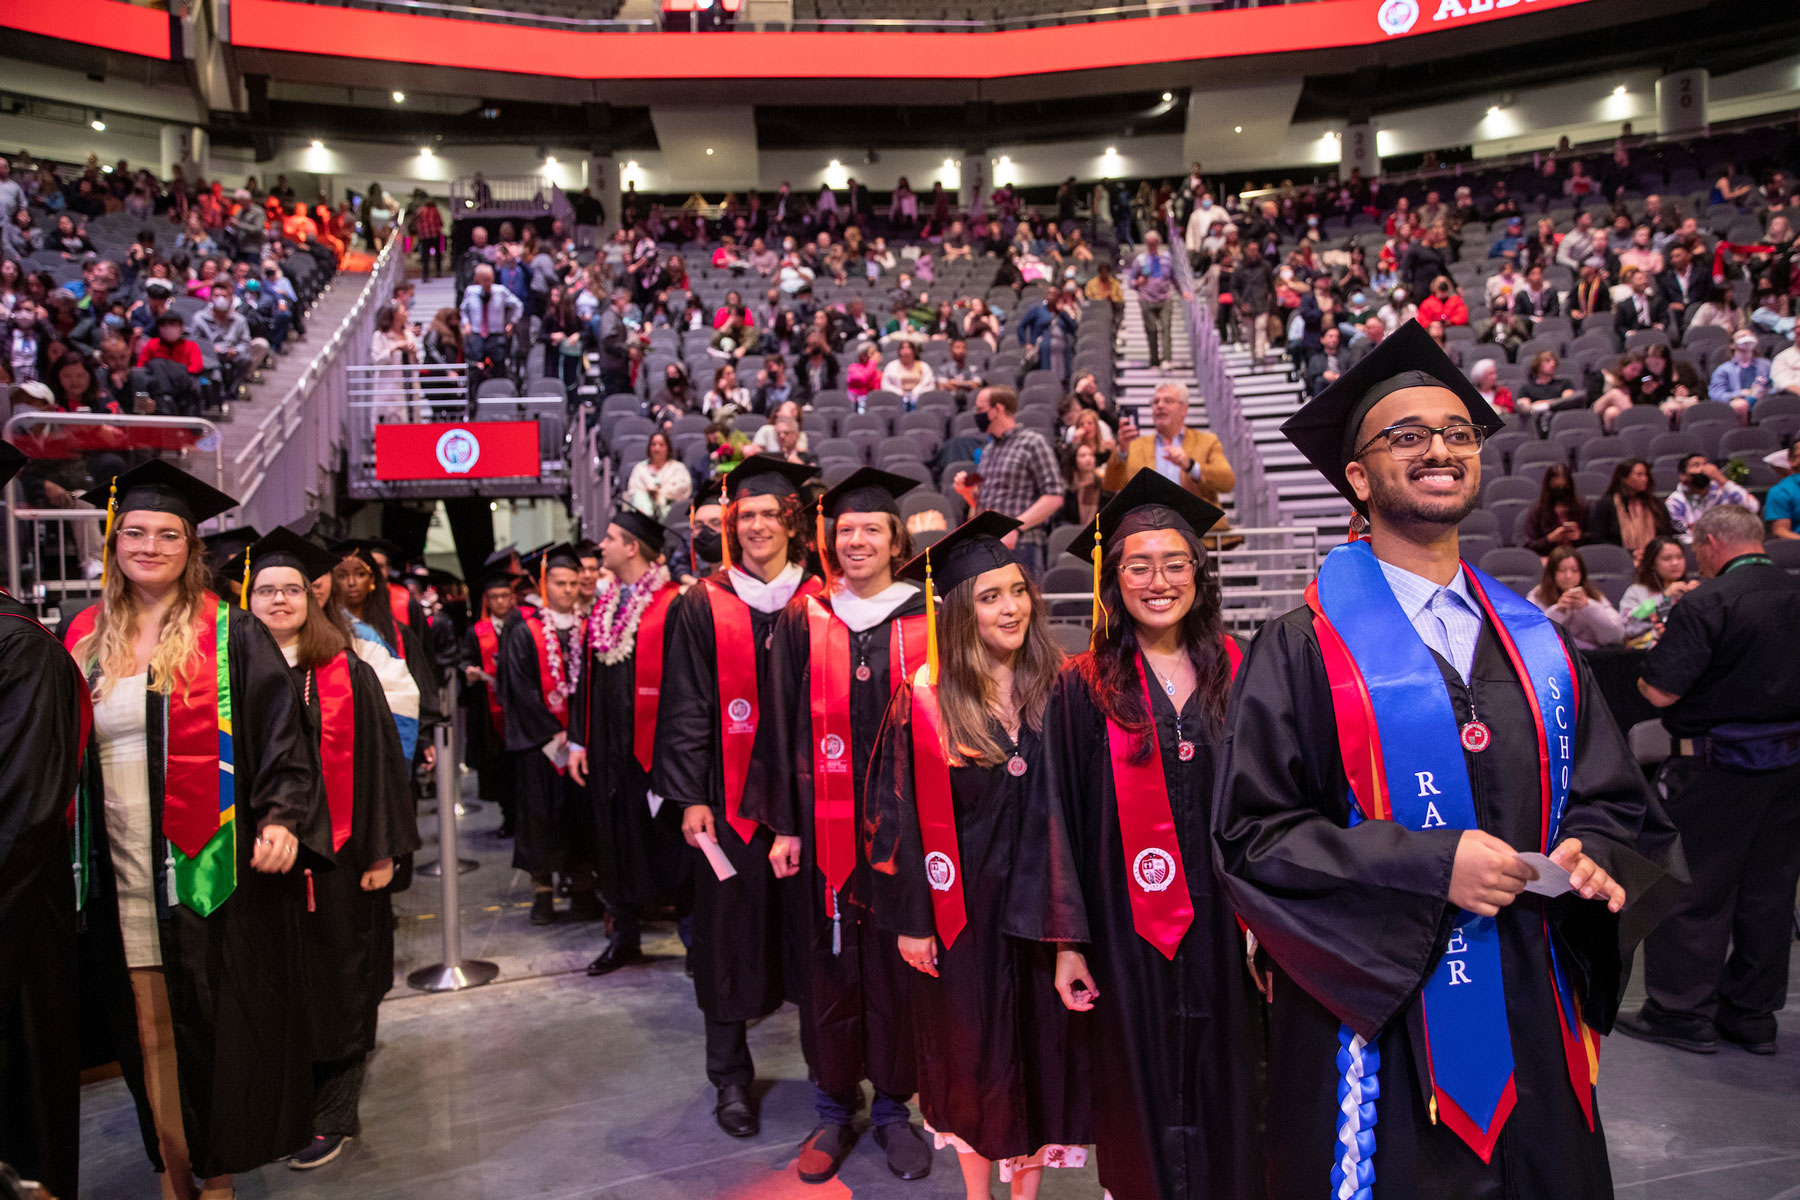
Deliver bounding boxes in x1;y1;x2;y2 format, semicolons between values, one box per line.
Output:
0;0;171;59
373;421;542;481
225;0;1595;80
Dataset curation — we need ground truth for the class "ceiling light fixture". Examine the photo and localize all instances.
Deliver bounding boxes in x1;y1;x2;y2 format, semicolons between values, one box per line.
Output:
1161;91;1173;102
420;146;433;157
310;139;324;150
1233;126;1242;134
545;155;558;166
91;118;106;131
1487;105;1501;116
705;147;715;155
392;90;406;103
1613;84;1627;96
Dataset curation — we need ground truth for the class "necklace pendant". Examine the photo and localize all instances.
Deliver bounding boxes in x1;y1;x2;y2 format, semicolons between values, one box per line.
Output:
854;663;872;682
1007;754;1028;777
1163;678;1176;697
1460;719;1492;753
1177;740;1196;762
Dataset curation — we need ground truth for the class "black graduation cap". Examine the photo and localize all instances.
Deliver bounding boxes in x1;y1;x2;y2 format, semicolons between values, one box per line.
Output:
692;475;726;510
573;539;601;561
1074;466;1225;560
522;542;582;574
607;507;667;557
425;568;463;593
0;439;25;490
483;544;521;571
201;525;260;565
82;460;238;527
331;537;406;572
724;455;816;502
897;511;1021;595
247;526;340;584
477;566;526;593
818;466;918;519
1279;319;1503;514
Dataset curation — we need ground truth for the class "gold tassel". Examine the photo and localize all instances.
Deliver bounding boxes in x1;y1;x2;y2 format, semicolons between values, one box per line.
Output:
537;557;547;608
815;498;830;587
1088;523;1106;652
924;549;938;687
99;479;118;590
239;547;251;609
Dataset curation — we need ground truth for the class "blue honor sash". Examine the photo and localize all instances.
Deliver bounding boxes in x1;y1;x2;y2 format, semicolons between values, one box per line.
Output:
1308;539;1581;1180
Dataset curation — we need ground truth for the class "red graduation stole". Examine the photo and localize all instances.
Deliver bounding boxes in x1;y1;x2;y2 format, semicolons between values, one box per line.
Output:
907;671;967;949
804;595;926;900
1106;636;1240;960
65;593;240;916
314;651;357;853
631;582;681;772
705;573;823;843
473;619;504;735
524;614;569;725
388;582;412;628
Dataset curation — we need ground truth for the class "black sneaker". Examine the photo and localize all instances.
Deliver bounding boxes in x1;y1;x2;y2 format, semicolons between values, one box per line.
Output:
289;1134;349;1170
1616;1007;1719;1054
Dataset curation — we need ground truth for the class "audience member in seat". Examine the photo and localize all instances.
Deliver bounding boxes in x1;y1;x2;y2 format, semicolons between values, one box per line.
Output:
846;343;883;405
1416;276;1468;328
793;334;841;404
1658;244;1707;333
1665;453;1759;543
1708;330;1772;418
879;339;936;408
1566;262;1612;329
1521;463;1590;555
1590;352;1648;431
1588;458;1675;562
624;430;690;520
1468;359;1514;414
1303;325;1349;398
1686;286;1743;336
1618;535;1696;648
1516;350;1578;417
1613;268;1668;345
1763;441;1800;540
1529;545;1625;649
1102;381;1235;528
1057;440;1111;529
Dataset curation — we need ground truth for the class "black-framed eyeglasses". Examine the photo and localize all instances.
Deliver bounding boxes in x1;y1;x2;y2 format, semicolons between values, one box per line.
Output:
1352;422;1486;461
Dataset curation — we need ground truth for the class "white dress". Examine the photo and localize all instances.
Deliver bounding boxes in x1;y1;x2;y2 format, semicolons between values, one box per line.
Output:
93;673;161;968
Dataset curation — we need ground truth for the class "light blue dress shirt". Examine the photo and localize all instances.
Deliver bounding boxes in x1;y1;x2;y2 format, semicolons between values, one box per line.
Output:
1377;558;1484;684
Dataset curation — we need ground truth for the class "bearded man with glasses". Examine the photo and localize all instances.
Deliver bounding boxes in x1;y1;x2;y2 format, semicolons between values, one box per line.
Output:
1213;321;1685;1200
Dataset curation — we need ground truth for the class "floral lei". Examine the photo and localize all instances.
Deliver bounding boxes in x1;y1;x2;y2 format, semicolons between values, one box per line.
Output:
585;562;672;667
540;610;575;712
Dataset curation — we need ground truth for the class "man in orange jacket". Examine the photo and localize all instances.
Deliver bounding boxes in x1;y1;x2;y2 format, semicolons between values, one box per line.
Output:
1101;380;1236;528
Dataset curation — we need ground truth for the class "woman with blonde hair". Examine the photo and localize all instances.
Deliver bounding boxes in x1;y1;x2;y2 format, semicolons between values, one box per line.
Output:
866;513;1089;1200
59;461;327;1200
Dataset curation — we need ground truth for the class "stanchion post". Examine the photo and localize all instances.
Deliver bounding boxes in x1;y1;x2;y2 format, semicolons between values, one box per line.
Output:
408;676;498;993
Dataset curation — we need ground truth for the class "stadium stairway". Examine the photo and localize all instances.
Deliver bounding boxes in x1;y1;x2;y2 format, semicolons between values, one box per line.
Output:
1218;340;1343;532
216;264;370;495
1114;288;1235;527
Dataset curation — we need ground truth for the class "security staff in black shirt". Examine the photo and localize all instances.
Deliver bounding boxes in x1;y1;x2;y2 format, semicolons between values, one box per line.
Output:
1623;503;1800;1056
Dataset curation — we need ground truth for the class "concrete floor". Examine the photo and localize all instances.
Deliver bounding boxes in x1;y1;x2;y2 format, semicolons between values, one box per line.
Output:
78;774;1800;1199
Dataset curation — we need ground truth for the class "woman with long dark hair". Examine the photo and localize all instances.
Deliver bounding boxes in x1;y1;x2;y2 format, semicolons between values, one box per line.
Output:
1587;458;1674;562
59;461;327;1199
1528;545;1625;649
865;513;1088;1200
1520;462;1589;554
1618;535;1696;648
1009;469;1258;1200
243;528;418;1169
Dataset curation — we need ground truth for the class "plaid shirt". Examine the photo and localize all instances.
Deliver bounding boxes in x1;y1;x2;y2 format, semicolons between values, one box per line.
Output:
977;425;1062;544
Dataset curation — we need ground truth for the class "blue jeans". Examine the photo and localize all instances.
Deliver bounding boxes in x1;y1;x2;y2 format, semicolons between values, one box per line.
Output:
814;1083;911;1128
1013;538;1046;582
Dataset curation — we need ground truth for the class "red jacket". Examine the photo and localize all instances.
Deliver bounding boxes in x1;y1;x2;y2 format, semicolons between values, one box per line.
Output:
138;336;204;374
1418;294;1469;327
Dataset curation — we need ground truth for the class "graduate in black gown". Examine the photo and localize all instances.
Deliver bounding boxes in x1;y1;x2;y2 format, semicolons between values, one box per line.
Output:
1007;468;1260;1200
1213;321;1684;1200
865;513;1092;1200
746;466;935;1184
653;458;819;1139
243;528;419;1170
0;441;92;1200
460;566;524;837
497;543;596;925
569;507;687;975
332;539;445;744
60;461;329;1198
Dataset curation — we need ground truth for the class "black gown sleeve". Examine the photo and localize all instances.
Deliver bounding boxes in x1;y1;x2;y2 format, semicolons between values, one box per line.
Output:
740;601;807;837
1005;667;1097;946
863;679;935;940
350;657;422;867
1542;633;1687;1031
567;625;592;753
229;611;332;864
651;587;719;808
497;618;563;752
0;615;85;869
1210;614;1464;1042
398;623;444;732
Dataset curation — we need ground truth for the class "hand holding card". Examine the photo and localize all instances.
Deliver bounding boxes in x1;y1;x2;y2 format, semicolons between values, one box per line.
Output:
1515;851;1573;898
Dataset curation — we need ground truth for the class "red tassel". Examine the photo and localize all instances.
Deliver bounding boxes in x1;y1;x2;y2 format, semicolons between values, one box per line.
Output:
305;868;316;912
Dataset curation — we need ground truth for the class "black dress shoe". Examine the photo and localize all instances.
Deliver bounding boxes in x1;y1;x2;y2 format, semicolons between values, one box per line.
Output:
1616;1007;1719;1054
569;890;606;922
714;1083;758;1138
1719;1017;1779;1055
529;892;557;926
796;1124;855;1184
586;941;646;976
873;1121;932;1180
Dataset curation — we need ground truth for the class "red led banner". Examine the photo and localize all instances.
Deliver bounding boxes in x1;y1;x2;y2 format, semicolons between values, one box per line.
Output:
374;421;542;481
0;0;171;59
225;0;1595;81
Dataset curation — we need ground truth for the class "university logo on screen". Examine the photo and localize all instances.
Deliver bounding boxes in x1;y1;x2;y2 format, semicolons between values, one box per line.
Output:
1378;0;1542;37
